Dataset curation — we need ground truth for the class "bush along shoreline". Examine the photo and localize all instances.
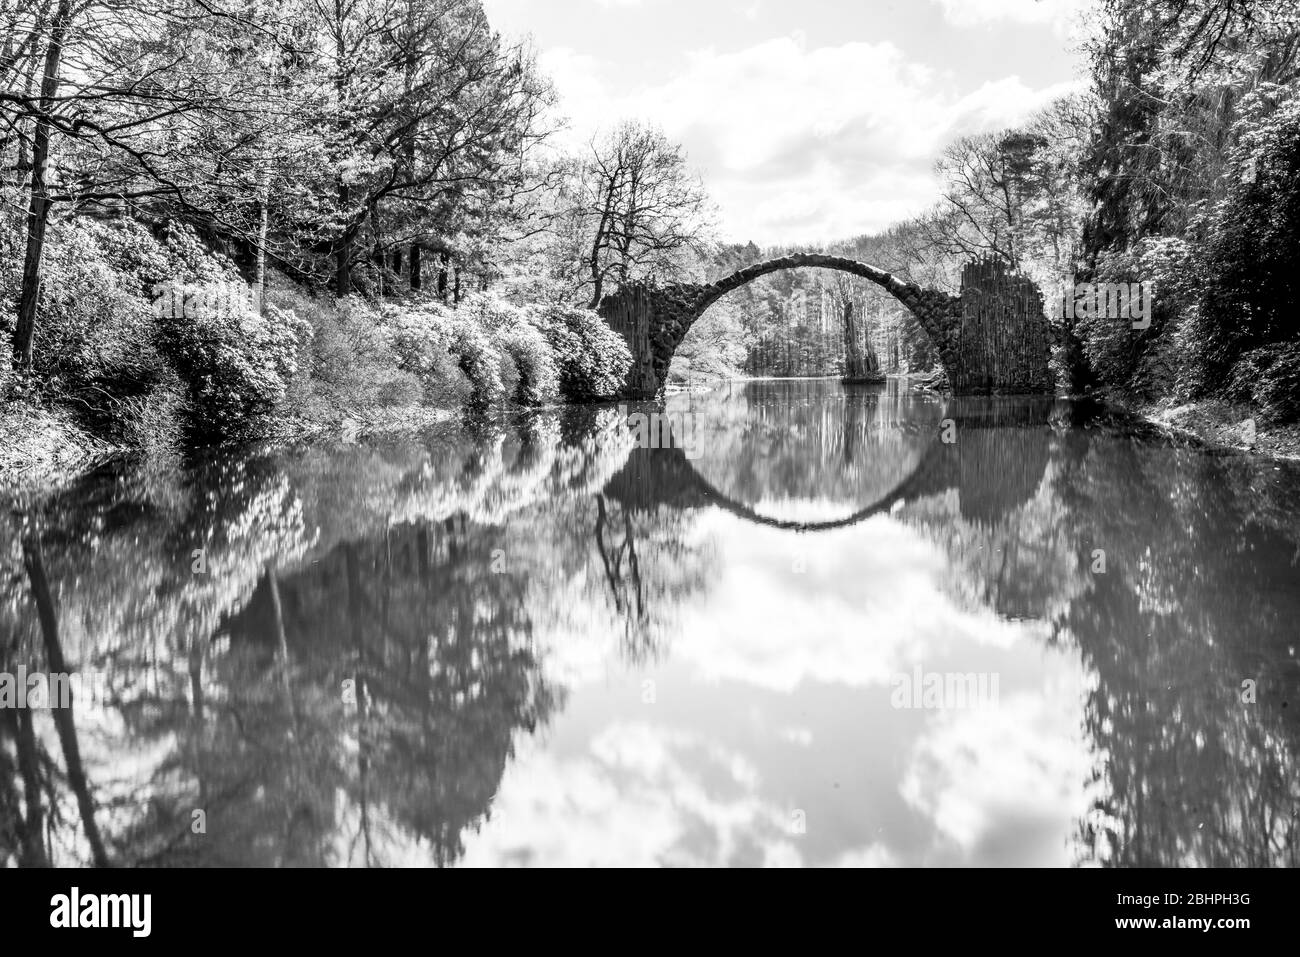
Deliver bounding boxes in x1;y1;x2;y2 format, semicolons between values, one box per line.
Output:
0;217;633;486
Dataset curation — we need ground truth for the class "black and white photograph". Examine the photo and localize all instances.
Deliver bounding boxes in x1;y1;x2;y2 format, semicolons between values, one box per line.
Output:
0;0;1295;934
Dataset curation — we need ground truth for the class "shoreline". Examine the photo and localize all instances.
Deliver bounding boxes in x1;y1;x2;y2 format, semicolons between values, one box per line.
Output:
7;381;1299;494
1126;397;1300;463
0;393;629;494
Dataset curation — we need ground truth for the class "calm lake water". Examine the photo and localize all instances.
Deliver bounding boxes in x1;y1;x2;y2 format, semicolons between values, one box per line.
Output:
3;378;1299;867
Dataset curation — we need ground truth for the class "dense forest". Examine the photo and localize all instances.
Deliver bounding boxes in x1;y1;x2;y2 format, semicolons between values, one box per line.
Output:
3;0;1300;476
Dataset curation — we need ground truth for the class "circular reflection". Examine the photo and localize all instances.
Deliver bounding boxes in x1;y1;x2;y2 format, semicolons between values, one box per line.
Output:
664;379;944;525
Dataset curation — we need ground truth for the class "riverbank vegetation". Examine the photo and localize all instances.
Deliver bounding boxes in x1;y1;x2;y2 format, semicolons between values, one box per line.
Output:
722;0;1300;447
6;0;1300;480
0;0;721;477
938;0;1300;432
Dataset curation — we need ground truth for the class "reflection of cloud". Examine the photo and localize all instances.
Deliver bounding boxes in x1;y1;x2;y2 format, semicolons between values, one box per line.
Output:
899;678;1093;866
778;726;813;746
460;722;802;867
670;514;1034;693
830;844;898;868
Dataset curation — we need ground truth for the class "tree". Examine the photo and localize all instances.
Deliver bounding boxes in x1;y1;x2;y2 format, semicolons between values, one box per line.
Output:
11;0;73;369
922;130;1051;270
3;0;294;367
306;0;553;298
570;121;711;307
830;272;878;381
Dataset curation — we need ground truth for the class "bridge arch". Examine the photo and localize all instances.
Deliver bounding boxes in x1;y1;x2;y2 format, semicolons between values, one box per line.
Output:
601;392;1057;533
598;254;1053;398
603;439;958;533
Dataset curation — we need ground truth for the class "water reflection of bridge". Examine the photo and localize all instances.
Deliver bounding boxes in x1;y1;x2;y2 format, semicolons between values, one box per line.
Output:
603;390;1057;532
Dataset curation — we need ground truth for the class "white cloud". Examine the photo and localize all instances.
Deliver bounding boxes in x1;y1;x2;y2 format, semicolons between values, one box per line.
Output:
540;35;1082;244
931;0;1093;31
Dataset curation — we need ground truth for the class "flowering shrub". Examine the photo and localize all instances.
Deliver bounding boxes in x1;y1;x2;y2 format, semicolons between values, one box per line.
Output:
4;204;637;456
448;315;506;410
537;304;631;401
458;292;559;405
32;219;163;393
156;302;311;440
500;321;558;405
382;301;473;409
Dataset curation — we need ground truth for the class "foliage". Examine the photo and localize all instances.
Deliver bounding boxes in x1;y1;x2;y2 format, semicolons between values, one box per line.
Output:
30;219;163;396
156;301;311;440
1197;86;1300;385
1072;0;1300;415
538;305;632;401
279;290;428;419
1074;237;1201;399
499;322;559;406
381;301;471;410
1228;343;1300;424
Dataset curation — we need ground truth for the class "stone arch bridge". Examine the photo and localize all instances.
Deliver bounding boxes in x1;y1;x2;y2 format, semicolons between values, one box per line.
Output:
602;396;1056;533
598;253;1053;398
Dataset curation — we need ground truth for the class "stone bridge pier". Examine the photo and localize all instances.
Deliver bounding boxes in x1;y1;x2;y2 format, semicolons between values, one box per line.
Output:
597;254;1052;398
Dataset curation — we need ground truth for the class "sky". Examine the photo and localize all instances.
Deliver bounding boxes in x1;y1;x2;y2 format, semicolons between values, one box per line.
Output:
482;0;1094;247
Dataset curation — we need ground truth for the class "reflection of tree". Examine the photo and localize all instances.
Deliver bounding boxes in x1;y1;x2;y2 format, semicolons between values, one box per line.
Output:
890;399;1300;866
0;529;114;867
900;402;1085;622
678;380;942;518
595;494;644;625
21;535;109;866
0;412;622;866
154;518;559;867
1049;435;1300;867
587;491;715;664
351;523;558;866
0;705;47;866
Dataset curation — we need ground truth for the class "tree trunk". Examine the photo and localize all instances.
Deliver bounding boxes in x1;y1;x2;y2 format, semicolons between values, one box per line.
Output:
333;20;350;300
335;180;352;298
12;0;73;369
409;243;422;291
587;178;618;308
11;707;48;866
437;251;448;300
252;178;269;316
23;534;109;867
368;202;383;297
